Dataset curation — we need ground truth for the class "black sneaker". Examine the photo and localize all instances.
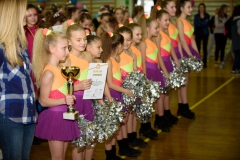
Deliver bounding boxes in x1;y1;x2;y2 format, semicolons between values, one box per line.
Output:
164;114;178;125
130;148;141;155
139;127;158;140
129;138;148;148
118;148;138;157
154;120;170;132
177;109;195;119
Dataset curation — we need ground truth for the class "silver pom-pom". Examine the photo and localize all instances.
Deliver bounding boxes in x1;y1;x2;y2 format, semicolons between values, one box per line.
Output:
121;70;147;111
92;100;109;143
145;80;161;103
104;98;124;124
135;96;153;123
92;98;124;143
179;56;203;73
159;71;171;94
191;57;203;73
129;79;160;123
71;115;97;152
171;62;186;89
179;57;192;73
121;70;161;122
71;136;86;152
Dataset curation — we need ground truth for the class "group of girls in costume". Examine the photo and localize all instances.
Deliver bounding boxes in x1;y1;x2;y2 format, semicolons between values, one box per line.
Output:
32;0;202;160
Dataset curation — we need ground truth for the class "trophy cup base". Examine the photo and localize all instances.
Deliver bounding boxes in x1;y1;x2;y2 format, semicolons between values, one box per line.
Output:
63;111;79;120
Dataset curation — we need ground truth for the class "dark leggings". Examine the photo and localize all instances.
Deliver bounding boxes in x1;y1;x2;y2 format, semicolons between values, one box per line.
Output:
232;49;240;71
195;31;208;66
214;33;227;62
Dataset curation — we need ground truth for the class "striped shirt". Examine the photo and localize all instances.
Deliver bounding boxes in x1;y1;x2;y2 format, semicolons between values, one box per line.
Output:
0;44;37;124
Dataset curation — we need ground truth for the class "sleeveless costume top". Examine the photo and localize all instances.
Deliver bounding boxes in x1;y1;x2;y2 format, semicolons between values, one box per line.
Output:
110;57;123;86
43;65;68;99
119;52;134;80
130;45;142;72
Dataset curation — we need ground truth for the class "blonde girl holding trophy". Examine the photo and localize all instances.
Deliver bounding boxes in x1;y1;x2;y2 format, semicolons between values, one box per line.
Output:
33;29;79;160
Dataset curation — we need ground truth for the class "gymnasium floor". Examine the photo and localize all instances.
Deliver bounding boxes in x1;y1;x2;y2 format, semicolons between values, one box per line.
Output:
30;56;240;160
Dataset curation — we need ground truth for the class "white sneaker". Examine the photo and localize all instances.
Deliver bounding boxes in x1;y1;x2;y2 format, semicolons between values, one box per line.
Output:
231;70;240;75
220;62;225;68
0;149;3;160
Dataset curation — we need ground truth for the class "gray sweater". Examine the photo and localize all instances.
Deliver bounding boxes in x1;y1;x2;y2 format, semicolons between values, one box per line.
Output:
214;14;228;34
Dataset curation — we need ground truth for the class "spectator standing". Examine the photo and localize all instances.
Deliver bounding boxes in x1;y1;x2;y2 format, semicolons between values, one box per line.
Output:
194;3;210;68
231;5;240;74
207;8;219;60
0;0;37;159
214;5;228;66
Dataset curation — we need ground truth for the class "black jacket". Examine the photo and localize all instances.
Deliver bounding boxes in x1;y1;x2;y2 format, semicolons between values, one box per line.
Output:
231;16;240;51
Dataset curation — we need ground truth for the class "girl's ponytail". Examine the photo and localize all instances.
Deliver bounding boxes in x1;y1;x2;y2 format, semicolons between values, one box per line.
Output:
32;29;67;87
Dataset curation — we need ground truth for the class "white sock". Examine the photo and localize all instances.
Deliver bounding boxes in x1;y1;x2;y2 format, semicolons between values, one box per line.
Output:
0;149;3;160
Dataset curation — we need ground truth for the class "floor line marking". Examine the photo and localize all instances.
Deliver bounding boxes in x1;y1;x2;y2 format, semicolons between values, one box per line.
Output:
189;77;235;110
120;77;234;159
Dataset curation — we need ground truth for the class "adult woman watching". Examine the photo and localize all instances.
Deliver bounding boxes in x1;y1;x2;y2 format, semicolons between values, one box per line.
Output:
231;5;240;74
194;3;210;68
214;4;228;66
0;0;37;159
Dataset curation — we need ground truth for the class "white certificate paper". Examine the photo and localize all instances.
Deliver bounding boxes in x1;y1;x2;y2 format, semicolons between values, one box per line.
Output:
83;63;108;99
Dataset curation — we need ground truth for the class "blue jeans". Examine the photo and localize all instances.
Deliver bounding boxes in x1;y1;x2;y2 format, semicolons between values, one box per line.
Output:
0;113;36;160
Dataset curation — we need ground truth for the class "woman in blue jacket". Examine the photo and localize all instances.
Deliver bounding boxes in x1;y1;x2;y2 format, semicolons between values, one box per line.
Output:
194;3;210;68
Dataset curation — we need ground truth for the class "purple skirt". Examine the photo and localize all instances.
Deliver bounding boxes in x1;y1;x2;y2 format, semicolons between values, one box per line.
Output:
109;89;127;112
162;56;174;73
158;70;167;87
146;62;163;82
74;91;95;121
35;104;80;141
173;47;182;59
182;45;201;59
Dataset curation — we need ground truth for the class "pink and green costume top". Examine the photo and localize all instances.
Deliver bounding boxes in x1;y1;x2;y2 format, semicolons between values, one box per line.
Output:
110;57;123;86
177;18;201;59
43;65;68;99
159;30;171;57
119;52;134;80
145;38;158;65
130;45;143;72
145;38;162;82
68;54;94;121
178;18;194;45
109;57;126;111
159;30;174;72
35;65;80;141
168;23;181;59
69;54;89;88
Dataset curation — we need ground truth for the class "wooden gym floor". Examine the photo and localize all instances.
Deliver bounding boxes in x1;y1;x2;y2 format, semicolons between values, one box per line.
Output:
30;56;240;160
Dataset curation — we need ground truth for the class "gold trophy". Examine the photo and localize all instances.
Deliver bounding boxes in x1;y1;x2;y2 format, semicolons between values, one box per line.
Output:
61;66;80;120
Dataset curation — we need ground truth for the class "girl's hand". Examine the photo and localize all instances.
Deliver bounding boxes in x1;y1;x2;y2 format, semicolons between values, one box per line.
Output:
79;79;92;90
65;95;76;105
125;89;134;97
98;99;104;105
176;62;181;68
166;73;171;79
108;97;113;103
